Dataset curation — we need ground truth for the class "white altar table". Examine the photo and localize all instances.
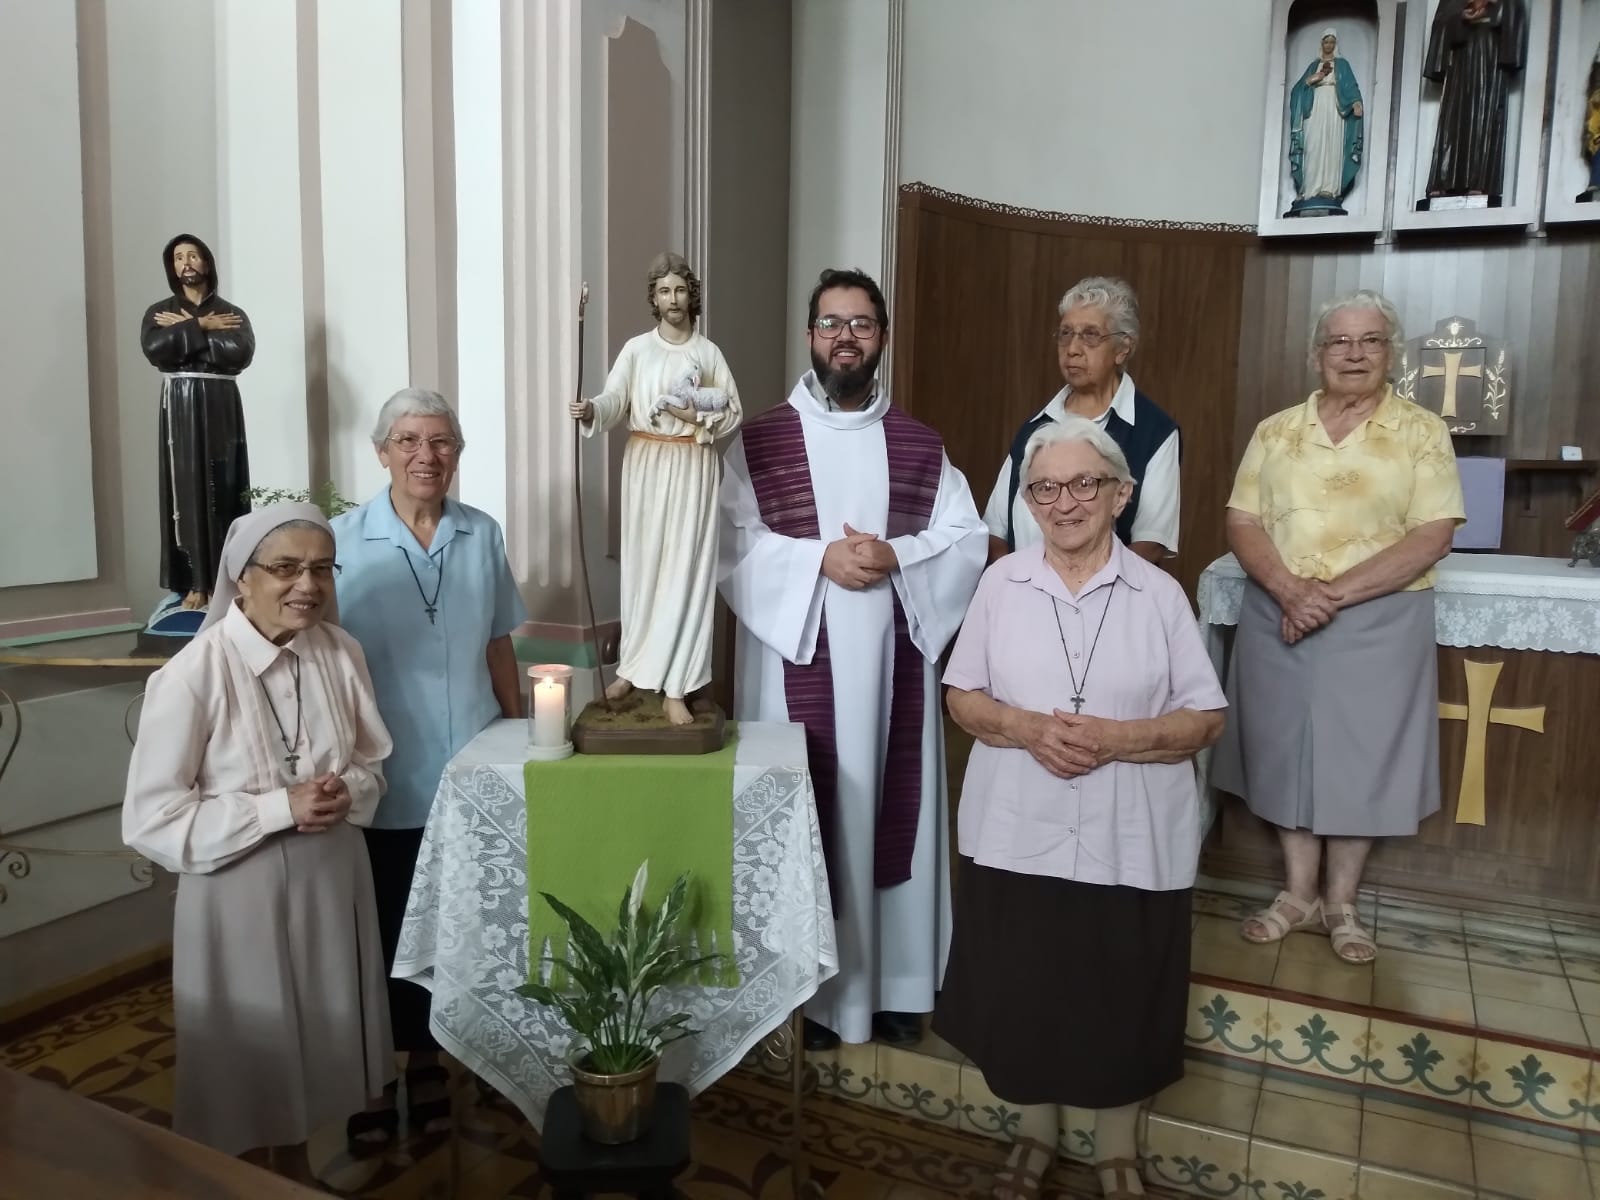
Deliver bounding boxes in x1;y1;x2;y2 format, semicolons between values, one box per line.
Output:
393;719;837;1130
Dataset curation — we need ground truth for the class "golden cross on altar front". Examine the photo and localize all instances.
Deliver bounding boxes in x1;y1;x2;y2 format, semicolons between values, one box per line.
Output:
1438;659;1546;826
1421;350;1483;419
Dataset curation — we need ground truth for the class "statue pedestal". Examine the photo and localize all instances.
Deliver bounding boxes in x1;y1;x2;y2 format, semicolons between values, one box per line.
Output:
572;691;727;756
1417;194;1495;212
136;594;205;658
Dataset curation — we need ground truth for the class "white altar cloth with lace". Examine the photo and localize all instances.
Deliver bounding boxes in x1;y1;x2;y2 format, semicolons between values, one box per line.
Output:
393;719;836;1129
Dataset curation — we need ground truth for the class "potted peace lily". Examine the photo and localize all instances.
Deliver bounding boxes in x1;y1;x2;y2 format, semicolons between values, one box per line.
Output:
517;861;719;1144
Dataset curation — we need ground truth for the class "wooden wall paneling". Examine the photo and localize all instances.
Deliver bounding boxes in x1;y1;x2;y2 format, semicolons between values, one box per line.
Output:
1234;231;1600;557
1208;643;1600;913
892;187;1252;602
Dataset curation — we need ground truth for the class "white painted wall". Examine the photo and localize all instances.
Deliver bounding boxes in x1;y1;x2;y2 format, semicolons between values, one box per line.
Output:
896;0;1272;226
786;0;893;384
104;0;220;615
215;0;310;493
451;0;509;528
0;1;97;588
317;0;412;503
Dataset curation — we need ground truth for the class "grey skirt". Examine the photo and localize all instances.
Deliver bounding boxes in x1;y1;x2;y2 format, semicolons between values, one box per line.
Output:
1211;582;1441;837
172;821;394;1155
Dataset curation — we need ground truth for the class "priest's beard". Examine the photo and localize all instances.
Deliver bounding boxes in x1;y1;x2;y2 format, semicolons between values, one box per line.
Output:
811;343;882;407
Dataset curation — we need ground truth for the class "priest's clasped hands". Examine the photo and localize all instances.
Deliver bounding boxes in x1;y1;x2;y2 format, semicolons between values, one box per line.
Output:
152;309;243;331
822;523;898;590
288;774;354;833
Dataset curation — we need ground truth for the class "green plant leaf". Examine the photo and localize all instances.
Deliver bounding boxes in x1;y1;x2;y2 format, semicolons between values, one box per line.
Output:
520;861;712;1076
628;860;648;922
538;892;620;985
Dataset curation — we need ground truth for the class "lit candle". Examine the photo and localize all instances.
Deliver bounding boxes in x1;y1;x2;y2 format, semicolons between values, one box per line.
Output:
532;676;566;747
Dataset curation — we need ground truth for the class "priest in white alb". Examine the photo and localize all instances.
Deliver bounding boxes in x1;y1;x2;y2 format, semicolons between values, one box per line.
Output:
570;252;742;725
718;267;987;1049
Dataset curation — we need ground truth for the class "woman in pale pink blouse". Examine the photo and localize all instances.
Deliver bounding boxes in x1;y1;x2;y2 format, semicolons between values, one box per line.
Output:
123;503;396;1183
933;417;1226;1200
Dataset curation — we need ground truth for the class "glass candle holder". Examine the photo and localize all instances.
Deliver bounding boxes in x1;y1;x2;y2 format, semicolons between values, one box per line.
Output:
526;664;574;760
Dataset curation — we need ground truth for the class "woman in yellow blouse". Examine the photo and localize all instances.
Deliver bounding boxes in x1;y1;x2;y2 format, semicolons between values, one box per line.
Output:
1214;291;1464;964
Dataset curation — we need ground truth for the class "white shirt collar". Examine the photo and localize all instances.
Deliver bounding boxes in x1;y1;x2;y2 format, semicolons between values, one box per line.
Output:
801;368;882;414
1041;372;1138;426
222;600;307;677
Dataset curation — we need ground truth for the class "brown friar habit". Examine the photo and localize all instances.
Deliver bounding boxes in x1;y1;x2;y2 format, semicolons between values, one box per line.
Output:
1423;0;1528;200
140;234;255;597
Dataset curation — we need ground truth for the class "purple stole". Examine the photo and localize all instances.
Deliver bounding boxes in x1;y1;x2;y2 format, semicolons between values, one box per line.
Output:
739;399;944;908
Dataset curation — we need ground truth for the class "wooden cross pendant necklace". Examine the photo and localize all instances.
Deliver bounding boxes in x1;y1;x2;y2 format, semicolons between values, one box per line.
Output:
401;545;447;625
1049;579;1118;714
257;653;304;770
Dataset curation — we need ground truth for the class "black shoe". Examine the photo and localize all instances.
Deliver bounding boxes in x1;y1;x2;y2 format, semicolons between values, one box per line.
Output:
346;1081;399;1158
803;1018;841;1051
406;1064;453;1136
872;1010;925;1047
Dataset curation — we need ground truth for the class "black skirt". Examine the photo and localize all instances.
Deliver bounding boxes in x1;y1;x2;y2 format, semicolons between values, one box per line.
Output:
934;858;1191;1109
364;826;440;1053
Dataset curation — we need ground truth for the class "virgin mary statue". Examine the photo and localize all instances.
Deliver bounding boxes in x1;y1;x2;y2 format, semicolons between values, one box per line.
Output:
1287;29;1365;216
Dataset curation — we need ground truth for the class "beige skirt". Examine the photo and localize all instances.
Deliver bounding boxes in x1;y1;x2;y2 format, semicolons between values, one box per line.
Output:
172;820;394;1155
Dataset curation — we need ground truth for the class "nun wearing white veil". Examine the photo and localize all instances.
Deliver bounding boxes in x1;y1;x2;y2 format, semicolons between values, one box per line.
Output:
123;502;395;1176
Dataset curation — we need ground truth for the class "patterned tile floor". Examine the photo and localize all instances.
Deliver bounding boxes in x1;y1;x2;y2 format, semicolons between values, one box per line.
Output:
11;876;1600;1198
1167;876;1600;1199
0;966;1133;1199
792;875;1600;1200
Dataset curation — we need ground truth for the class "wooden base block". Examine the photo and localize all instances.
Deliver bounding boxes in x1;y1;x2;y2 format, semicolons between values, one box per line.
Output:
572;691;727;756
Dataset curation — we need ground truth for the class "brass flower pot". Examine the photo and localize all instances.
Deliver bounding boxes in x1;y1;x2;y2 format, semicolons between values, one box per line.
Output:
568;1052;660;1144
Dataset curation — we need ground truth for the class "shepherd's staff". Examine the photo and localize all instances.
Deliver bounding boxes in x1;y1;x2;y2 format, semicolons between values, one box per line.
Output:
570;283;611;712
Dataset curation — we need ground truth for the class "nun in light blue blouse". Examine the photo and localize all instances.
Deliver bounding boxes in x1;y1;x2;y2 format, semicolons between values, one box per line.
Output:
331;387;526;1151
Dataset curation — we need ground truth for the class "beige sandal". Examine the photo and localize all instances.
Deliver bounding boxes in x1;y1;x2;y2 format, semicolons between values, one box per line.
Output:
992;1136;1054;1199
1094;1155;1145;1198
1324;902;1377;963
1240;891;1322;945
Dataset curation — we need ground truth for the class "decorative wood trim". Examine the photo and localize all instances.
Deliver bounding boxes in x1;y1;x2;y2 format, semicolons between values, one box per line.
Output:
899;181;1261;242
890;187;923;415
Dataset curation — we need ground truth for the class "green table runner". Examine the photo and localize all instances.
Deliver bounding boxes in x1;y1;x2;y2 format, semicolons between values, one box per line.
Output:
525;733;739;988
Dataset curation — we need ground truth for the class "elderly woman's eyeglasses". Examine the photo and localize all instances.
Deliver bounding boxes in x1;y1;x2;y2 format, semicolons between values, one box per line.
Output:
812;315;881;339
1054;327;1120;348
387;434;462;456
1321;334;1388;357
1026;475;1118;504
249;560;341;582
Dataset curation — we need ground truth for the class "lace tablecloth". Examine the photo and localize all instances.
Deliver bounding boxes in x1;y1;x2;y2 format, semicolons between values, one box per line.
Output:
393;719;837;1129
1197;552;1600;654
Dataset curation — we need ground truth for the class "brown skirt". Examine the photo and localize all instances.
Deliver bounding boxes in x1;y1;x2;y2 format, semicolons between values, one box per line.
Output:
934;859;1190;1109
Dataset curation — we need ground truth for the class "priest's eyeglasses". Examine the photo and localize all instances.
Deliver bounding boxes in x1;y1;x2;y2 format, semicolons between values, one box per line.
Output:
1054;327;1119;348
1321;334;1389;356
249;560;341;582
813;315;881;339
1026;475;1118;504
387;434;463;456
